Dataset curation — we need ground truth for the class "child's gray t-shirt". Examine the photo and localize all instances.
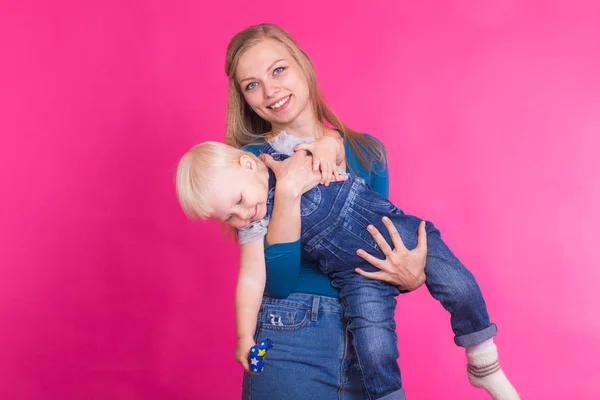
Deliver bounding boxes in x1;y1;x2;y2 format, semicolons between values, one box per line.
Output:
237;132;315;245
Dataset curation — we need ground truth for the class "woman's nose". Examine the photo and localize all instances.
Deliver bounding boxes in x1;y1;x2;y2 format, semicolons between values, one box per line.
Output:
263;81;280;99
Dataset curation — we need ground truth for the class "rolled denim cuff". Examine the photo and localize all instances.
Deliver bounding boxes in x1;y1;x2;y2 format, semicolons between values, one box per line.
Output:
454;323;498;347
379;388;406;400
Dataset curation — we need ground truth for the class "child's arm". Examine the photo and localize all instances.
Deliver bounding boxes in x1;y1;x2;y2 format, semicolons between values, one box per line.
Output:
294;135;346;186
235;238;267;374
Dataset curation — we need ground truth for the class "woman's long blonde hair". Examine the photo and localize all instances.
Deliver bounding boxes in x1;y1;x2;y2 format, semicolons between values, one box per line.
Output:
224;23;386;172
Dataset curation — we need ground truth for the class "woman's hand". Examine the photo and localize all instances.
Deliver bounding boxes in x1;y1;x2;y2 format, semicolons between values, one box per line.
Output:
294;136;345;186
355;218;428;291
261;150;343;199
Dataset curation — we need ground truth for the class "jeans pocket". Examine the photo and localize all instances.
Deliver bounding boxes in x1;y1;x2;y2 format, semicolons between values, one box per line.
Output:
300;186;322;217
259;305;310;331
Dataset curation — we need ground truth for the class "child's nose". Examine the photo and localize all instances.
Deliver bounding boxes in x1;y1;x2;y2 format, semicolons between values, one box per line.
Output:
235;207;251;220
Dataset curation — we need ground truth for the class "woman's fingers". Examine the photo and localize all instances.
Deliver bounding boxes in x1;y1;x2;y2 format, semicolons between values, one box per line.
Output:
381;216;407;252
366;224;394;257
260;153;276;169
354;268;394;284
356;248;387;271
416;220;428;253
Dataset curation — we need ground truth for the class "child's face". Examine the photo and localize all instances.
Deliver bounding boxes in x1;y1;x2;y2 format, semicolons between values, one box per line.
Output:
208;156;269;229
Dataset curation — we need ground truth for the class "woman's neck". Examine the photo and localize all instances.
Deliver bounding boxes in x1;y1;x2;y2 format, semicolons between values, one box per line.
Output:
270;107;324;140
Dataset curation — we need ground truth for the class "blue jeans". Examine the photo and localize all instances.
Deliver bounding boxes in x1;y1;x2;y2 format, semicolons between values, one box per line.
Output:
242;294;402;400
261;144;496;399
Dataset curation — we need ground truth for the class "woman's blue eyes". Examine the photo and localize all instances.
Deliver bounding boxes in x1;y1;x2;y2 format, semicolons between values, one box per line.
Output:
244;67;286;91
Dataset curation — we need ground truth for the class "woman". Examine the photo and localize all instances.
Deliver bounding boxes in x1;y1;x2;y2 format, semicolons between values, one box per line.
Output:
225;24;427;399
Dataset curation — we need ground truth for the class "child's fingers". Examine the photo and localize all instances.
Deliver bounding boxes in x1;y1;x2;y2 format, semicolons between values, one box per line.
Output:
326;163;335;185
321;162;332;186
294;143;313;153
332;166;341;182
241;358;257;375
313;158;321;174
334;172;348;181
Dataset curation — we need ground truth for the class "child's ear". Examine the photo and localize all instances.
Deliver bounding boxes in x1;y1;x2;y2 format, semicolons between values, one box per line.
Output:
239;155;257;171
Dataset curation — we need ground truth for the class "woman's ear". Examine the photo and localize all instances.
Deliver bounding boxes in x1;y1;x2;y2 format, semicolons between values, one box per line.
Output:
239;154;258;171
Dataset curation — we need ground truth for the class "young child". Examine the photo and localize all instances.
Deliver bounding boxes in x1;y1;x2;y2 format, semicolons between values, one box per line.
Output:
176;132;519;400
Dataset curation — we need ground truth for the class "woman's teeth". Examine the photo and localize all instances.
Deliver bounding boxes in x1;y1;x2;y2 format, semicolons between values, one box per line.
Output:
269;96;290;109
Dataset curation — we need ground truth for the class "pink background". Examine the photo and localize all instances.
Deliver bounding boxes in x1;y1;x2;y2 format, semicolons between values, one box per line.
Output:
1;1;599;399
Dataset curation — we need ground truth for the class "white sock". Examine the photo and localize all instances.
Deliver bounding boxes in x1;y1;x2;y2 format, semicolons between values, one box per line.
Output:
467;338;496;354
466;339;520;400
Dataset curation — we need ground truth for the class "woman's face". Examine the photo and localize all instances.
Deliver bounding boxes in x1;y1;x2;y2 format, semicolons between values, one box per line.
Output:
236;39;312;128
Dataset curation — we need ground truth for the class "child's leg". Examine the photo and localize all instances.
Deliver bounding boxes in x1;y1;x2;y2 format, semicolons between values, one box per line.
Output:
421;222;519;400
331;269;406;400
421;224;495;345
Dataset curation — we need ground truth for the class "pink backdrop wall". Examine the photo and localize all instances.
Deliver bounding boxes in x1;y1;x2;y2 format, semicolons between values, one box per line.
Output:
1;1;599;398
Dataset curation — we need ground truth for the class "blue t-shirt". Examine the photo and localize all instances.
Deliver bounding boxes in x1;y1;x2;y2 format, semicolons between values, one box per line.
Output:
243;134;389;298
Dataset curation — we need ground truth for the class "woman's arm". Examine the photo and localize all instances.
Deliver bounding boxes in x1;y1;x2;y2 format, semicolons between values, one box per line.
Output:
265;175;303;244
260;150;322;243
241;145;322;298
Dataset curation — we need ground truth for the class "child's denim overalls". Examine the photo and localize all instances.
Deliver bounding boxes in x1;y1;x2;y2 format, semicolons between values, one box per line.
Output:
261;142;497;400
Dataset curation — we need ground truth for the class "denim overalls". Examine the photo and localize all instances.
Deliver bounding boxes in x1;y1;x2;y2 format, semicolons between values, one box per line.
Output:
260;142;496;400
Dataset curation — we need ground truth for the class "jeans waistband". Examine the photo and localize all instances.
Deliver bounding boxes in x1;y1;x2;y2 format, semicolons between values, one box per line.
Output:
261;293;344;316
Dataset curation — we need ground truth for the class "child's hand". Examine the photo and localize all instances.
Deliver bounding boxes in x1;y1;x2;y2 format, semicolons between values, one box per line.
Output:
236;336;258;375
295;136;345;186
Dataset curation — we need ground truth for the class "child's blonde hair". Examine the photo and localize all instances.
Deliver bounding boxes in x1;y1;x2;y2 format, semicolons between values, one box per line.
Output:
176;141;259;219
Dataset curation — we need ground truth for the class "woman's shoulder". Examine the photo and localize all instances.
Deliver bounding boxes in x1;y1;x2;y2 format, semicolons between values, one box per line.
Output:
342;132;386;156
342;131;388;178
360;132;385;147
